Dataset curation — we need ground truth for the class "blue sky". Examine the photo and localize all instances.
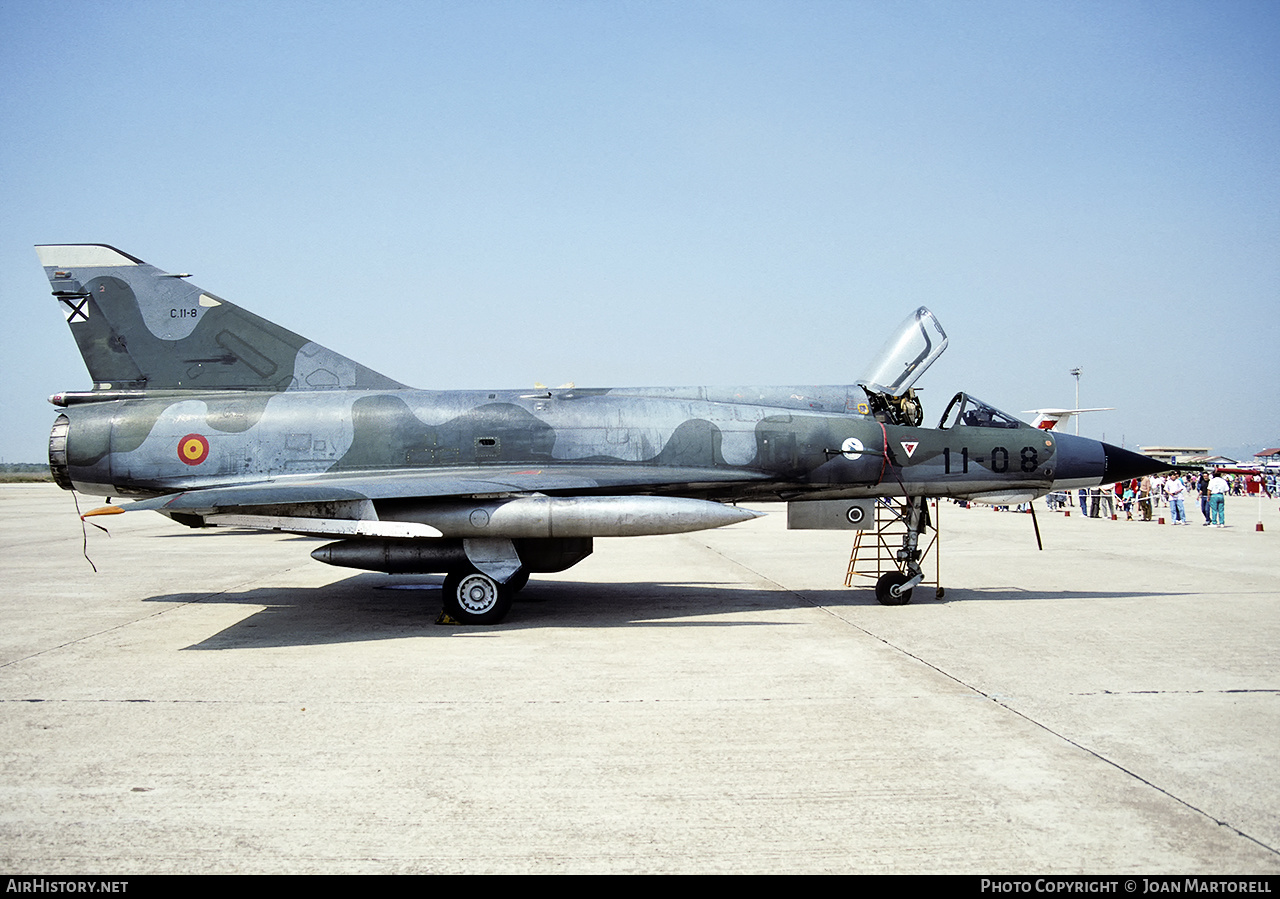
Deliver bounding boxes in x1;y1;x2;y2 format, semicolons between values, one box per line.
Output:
2;0;1277;463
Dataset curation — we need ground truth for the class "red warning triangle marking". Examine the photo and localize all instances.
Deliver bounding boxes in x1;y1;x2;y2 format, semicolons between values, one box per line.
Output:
901;441;919;458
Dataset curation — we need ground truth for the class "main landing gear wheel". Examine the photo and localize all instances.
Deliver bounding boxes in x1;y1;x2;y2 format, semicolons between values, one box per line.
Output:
442;570;514;625
504;569;530;595
875;571;914;606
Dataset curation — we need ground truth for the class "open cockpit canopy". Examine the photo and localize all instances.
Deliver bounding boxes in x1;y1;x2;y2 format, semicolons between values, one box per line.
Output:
857;307;949;398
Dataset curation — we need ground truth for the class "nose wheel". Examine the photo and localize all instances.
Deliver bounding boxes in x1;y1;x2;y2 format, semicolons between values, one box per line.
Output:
875;571;913;605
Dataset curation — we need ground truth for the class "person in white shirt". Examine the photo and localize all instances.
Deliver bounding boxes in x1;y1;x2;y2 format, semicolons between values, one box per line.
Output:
1208;473;1229;527
1166;475;1187;524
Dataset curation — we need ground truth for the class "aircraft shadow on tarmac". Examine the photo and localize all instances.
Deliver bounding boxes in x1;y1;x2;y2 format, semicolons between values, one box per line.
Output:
161;575;846;650
139;573;1193;651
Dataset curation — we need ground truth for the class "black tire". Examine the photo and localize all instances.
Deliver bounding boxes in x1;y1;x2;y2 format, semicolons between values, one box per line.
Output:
442;569;513;625
875;571;913;606
505;569;531;595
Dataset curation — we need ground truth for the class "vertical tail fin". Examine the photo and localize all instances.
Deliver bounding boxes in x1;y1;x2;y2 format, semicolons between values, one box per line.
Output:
37;244;405;392
1023;408;1115;431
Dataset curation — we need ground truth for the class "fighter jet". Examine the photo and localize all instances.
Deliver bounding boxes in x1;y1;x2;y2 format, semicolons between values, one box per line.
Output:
39;244;1164;622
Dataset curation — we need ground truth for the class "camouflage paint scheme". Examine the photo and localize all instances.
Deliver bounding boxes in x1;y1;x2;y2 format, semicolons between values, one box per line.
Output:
39;245;1163;622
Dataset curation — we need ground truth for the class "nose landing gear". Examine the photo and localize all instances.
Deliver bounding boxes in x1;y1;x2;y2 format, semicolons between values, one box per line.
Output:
846;497;943;605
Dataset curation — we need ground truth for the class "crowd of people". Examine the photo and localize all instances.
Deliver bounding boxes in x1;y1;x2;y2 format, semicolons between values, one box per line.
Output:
1044;470;1275;528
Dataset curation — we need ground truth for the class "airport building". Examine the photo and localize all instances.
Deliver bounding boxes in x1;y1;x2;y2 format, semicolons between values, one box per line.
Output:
1139;446;1215;465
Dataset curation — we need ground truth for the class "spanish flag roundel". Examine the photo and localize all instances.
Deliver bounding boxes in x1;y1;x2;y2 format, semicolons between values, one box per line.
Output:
178;433;210;466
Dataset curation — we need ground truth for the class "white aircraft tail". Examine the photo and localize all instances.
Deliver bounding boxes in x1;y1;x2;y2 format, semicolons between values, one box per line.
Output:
1023;407;1115;431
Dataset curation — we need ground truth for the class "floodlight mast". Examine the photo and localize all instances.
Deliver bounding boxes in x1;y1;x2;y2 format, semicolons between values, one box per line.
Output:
1069;367;1082;435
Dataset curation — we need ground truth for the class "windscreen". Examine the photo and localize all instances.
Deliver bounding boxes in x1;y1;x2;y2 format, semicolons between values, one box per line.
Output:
938;393;1025;430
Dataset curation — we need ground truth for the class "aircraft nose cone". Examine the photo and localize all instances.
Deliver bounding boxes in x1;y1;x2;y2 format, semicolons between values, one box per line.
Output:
1051;432;1105;485
1101;442;1166;484
1051;433;1166;487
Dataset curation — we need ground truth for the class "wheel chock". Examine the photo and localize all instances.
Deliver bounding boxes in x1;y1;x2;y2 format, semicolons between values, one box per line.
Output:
436;610;463;625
